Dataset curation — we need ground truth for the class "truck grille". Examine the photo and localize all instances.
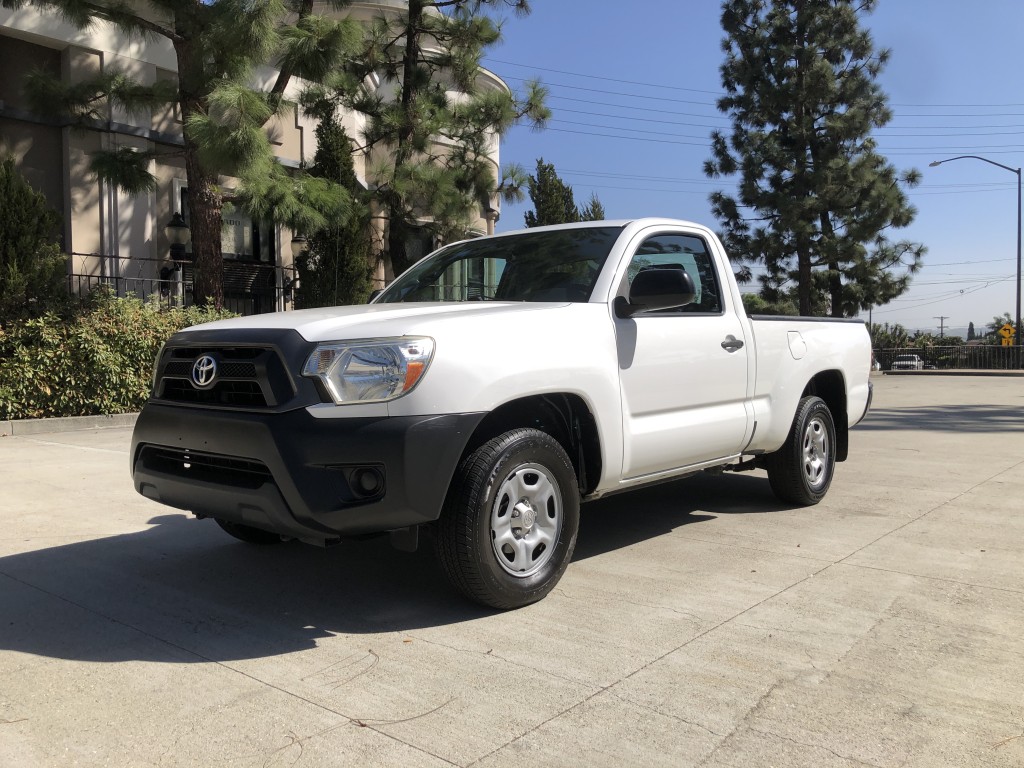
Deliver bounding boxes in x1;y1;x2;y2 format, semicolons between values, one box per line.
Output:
155;346;294;409
138;445;274;489
163;360;257;379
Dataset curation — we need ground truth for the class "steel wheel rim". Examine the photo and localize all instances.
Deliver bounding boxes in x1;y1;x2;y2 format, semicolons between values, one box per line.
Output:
802;415;830;491
490;462;563;578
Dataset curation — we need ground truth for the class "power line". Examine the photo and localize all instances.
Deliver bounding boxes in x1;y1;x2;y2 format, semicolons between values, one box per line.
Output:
544;126;710;147
503;75;720;107
541;90;1024;135
551;106;723;129
519;124;1024;158
547;180;1013;198
547;94;728;120
920;257;1016;266
873;276;1016;313
550;118;709;141
483;57;722;96
487;57;1024;109
548;105;1024;137
542;166;1018;200
557;168;1014;192
910;187;1021;195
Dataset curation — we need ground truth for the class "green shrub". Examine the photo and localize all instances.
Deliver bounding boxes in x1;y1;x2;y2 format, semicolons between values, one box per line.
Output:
0;290;235;420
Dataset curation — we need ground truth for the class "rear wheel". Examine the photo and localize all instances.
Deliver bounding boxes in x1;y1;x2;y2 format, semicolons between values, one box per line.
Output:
765;395;836;506
215;519;284;545
436;428;580;610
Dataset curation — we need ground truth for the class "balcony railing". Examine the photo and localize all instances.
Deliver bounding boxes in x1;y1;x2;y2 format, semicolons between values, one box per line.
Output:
67;254;296;316
875;345;1023;371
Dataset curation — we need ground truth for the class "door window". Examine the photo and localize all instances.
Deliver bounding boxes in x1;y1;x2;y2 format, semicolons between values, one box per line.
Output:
626;233;723;314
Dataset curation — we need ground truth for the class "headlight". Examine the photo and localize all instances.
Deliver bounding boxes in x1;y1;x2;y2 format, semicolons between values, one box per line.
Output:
302;337;435;404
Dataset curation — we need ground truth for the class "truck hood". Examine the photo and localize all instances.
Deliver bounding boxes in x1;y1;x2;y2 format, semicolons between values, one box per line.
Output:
180;302;572;342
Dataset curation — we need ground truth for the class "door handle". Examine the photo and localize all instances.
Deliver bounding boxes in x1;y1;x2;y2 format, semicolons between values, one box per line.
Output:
721;337;744;352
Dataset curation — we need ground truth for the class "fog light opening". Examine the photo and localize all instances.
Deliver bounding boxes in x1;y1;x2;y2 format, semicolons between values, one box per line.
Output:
351;467;384;498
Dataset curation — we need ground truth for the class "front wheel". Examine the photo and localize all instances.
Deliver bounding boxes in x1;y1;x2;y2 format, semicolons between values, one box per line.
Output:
765;395;836;506
436;428;580;610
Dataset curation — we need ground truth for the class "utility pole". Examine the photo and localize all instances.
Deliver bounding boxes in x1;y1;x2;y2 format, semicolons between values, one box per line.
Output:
934;316;949;339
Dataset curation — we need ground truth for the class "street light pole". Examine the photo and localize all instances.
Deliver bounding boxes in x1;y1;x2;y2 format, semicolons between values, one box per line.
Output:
929;156;1022;359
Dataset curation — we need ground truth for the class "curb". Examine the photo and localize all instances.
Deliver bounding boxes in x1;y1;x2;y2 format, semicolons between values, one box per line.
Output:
1;412;138;437
881;370;1024;377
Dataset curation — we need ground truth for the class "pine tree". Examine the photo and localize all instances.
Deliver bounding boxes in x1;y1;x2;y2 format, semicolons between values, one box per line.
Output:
0;157;68;319
705;0;925;317
523;158;605;227
580;192;606;222
524;158;579;227
304;0;549;277
295;117;374;307
6;0;362;307
967;321;976;341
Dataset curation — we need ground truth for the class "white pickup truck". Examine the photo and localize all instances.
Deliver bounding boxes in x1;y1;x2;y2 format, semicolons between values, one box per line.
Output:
132;218;872;609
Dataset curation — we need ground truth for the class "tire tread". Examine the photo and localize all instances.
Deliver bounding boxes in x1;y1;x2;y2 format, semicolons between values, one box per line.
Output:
765;395;835;506
436;428;578;610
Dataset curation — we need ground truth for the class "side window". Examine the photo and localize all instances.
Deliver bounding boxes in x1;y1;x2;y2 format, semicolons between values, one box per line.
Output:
626;233;723;314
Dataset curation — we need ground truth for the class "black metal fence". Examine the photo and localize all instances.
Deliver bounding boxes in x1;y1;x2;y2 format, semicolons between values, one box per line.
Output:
875;345;1023;371
68;254;296;316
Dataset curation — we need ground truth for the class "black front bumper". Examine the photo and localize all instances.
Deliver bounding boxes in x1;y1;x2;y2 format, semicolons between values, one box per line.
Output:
131;404;485;541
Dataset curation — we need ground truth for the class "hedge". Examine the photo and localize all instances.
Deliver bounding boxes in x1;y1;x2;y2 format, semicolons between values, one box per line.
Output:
0;291;235;420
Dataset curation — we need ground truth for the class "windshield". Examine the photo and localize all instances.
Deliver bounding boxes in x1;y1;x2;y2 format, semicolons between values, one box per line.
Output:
375;226;623;303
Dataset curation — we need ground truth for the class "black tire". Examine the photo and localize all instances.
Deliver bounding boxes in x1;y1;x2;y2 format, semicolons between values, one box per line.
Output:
215;519;284;545
436;428;580;610
765;395;836;506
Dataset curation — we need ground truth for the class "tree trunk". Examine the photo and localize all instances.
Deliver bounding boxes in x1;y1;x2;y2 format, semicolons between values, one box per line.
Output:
827;261;843;317
183;148;224;308
819;212;844;318
797;240;813;316
387;206;411;277
794;0;812;317
175;36;225;309
385;0;423;280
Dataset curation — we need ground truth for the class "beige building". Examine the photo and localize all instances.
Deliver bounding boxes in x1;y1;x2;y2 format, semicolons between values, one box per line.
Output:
0;1;506;313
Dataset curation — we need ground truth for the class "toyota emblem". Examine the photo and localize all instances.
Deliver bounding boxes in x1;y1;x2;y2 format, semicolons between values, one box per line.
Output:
191;354;218;388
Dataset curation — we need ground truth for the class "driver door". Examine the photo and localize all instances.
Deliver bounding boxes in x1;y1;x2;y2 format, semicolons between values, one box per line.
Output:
615;231;751;479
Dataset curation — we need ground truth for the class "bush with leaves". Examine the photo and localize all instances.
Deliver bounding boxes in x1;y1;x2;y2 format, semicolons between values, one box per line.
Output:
741;292;799;317
0;291;235;420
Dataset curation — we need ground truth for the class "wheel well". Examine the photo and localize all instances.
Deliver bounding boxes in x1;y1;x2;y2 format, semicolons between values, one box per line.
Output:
802;370;848;461
465;394;603;495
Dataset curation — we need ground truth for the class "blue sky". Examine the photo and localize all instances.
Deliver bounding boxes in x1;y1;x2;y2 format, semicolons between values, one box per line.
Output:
483;0;1024;336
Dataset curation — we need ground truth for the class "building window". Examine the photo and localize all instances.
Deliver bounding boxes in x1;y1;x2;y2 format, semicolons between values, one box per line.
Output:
178;188;279;314
179;189;276;262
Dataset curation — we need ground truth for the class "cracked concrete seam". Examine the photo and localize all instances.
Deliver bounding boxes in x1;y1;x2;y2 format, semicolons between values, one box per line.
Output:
404;631;604;692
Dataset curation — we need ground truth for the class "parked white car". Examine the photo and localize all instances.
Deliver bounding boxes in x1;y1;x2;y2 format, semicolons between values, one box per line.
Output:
131;218;873;608
891;354;925;370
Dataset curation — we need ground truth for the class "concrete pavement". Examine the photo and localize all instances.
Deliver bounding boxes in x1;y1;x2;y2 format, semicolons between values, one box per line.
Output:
1;375;1023;767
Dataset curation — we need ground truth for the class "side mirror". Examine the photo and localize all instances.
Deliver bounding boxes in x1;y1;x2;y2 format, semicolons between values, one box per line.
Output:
368;289;383;303
614;267;696;318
